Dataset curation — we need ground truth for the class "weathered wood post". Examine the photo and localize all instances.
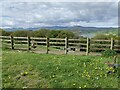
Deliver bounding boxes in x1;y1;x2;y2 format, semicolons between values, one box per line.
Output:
86;38;90;55
27;36;31;51
79;38;81;51
46;37;49;54
10;35;14;49
110;38;114;50
65;37;68;54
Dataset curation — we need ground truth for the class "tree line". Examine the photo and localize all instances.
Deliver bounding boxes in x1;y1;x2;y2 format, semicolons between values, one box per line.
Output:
0;28;79;39
0;28;119;39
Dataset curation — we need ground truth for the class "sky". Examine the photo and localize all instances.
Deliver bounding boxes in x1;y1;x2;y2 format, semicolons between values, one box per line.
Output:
0;0;119;29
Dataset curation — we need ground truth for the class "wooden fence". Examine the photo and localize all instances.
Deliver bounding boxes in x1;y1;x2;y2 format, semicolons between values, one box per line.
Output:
0;36;120;55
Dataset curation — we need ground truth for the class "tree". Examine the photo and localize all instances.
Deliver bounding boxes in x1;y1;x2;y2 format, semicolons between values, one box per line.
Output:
11;30;30;37
0;29;12;36
57;30;75;38
47;30;61;38
1;28;79;39
32;29;49;37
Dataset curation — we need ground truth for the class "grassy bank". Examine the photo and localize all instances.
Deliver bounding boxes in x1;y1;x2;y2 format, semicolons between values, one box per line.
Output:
2;50;119;88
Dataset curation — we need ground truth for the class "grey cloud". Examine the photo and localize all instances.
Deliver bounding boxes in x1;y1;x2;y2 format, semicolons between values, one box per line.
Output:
1;2;118;28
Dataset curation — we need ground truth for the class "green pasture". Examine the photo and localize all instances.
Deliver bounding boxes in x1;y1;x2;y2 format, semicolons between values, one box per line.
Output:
2;49;120;88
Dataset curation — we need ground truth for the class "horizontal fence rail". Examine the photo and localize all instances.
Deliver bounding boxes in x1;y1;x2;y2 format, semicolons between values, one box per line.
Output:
0;36;120;55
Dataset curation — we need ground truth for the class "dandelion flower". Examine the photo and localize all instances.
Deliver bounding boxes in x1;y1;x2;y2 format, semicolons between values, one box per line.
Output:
84;85;86;88
73;83;76;86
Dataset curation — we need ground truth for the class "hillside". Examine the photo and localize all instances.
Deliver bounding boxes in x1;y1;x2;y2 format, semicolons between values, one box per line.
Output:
1;26;118;38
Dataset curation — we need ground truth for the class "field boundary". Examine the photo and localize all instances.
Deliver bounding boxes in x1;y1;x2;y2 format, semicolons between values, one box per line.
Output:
0;36;120;55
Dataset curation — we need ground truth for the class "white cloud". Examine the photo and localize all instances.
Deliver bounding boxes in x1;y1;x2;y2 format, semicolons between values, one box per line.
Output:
1;0;119;2
0;1;118;28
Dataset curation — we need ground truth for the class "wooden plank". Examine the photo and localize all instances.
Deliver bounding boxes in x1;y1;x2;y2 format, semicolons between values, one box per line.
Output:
69;38;87;41
50;38;65;41
35;42;46;44
80;47;86;49
69;39;80;41
13;48;28;50
68;43;80;45
80;43;87;46
14;41;28;43
90;44;111;46
14;37;27;39
114;45;120;47
51;46;65;48
90;48;107;50
1;43;11;46
114;40;120;42
50;42;66;45
31;37;46;40
0;38;11;40
14;43;27;45
0;36;10;38
69;43;87;46
112;48;120;51
2;40;11;42
91;39;110;42
50;46;64;48
114;40;120;44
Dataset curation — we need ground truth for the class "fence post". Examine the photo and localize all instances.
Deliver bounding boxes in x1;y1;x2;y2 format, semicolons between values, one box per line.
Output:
110;38;114;50
46;37;49;54
65;37;68;54
10;35;14;49
79;38;81;51
86;38;90;55
27;36;31;51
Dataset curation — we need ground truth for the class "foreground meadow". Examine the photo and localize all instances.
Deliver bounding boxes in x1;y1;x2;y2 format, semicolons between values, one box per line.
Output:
2;50;120;88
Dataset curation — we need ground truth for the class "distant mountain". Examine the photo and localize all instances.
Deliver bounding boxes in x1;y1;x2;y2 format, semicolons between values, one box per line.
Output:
3;25;116;31
1;25;117;38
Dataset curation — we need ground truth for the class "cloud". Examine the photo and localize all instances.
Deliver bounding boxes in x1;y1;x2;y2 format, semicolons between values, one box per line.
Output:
0;1;118;28
1;0;119;2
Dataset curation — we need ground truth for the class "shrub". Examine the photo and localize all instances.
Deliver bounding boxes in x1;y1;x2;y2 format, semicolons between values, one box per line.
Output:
32;29;49;37
11;30;30;37
102;49;117;57
47;30;61;38
93;33;119;40
0;29;12;36
57;30;75;38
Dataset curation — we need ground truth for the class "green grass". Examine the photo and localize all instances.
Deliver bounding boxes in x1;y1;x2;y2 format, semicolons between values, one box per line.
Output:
2;49;120;88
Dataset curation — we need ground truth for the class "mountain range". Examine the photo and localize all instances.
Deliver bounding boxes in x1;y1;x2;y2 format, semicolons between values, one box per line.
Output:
2;25;116;31
1;25;117;38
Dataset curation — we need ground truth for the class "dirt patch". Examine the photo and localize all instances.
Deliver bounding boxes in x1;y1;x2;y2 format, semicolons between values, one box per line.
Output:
31;49;101;56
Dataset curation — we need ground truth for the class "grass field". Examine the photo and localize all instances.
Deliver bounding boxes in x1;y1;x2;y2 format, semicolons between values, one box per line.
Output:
2;49;120;88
